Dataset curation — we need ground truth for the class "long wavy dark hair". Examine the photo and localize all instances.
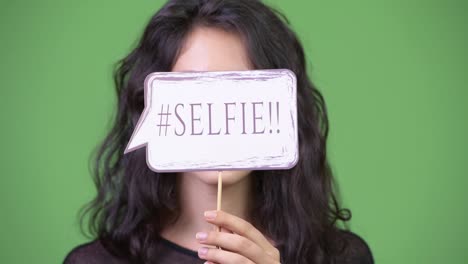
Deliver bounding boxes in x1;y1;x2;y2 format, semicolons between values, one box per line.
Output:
81;0;351;263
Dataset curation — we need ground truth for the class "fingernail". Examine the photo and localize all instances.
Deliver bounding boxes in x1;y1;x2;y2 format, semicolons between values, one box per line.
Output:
198;247;208;257
196;232;207;241
204;210;217;220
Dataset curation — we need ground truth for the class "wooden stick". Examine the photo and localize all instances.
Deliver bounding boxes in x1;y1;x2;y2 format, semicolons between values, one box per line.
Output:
216;171;223;249
217;170;222;231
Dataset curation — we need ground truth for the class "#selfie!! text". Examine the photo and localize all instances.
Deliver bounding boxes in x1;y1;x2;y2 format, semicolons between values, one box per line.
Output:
156;101;281;136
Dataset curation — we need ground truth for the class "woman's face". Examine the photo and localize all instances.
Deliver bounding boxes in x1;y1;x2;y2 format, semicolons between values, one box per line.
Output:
172;26;253;185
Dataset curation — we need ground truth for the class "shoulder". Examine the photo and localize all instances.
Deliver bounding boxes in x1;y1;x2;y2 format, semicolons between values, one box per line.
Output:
63;239;128;264
332;229;374;264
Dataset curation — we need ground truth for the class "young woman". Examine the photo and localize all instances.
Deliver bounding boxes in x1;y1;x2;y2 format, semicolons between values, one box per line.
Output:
64;0;374;263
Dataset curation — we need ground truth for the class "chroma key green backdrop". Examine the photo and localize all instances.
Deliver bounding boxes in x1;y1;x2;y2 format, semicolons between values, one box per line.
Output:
1;0;467;263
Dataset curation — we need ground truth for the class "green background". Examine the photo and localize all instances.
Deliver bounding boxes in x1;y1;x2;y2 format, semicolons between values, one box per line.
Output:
1;0;467;263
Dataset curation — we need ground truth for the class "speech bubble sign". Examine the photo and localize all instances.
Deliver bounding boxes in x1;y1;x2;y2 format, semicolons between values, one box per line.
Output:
124;69;298;172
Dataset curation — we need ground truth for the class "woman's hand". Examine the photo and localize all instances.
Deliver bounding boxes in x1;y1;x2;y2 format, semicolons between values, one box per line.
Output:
195;210;281;264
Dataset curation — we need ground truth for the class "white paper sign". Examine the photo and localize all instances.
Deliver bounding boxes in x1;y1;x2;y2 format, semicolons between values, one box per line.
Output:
124;69;298;172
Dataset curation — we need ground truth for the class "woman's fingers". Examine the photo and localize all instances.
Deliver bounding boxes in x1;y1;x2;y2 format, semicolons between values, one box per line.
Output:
199;210;281;263
204;210;279;257
196;230;265;262
198;246;255;264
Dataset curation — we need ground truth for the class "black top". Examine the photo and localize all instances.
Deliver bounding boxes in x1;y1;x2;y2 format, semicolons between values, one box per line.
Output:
63;231;373;264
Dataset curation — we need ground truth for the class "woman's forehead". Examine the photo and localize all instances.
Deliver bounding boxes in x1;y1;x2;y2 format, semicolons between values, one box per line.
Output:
172;26;253;72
